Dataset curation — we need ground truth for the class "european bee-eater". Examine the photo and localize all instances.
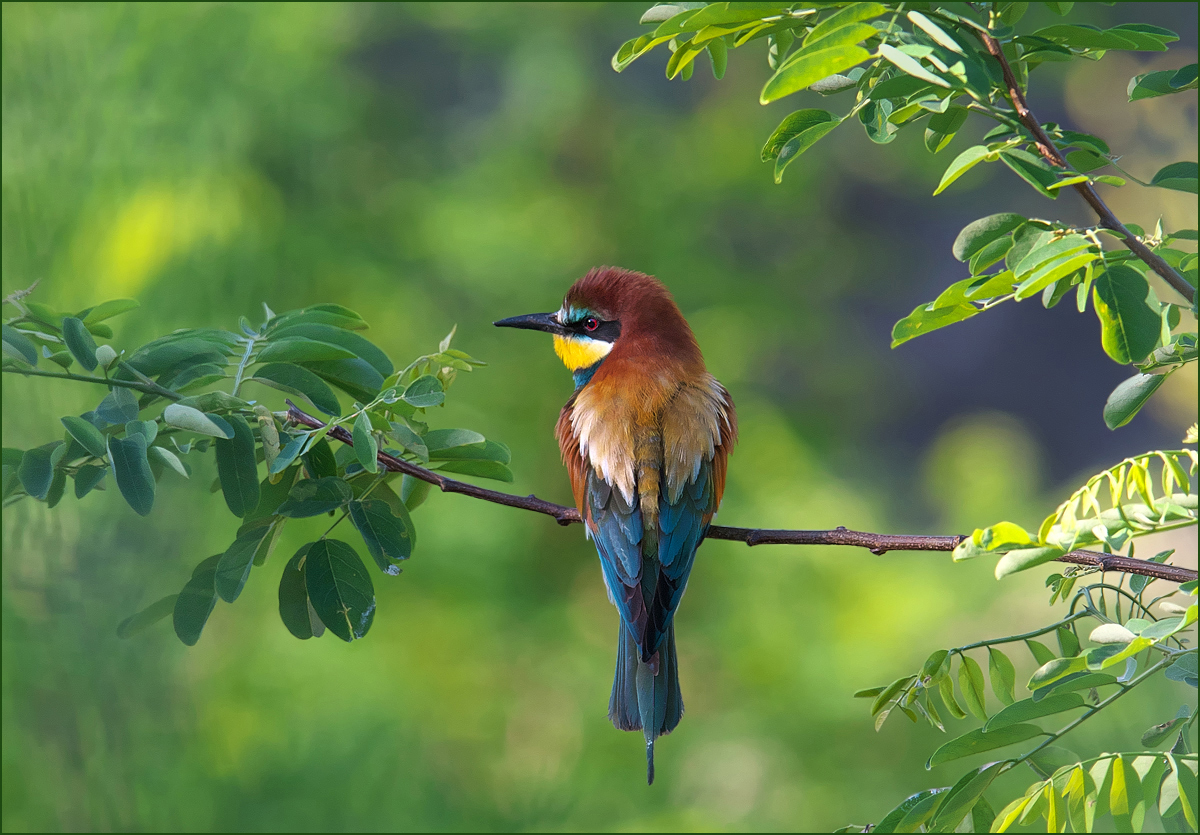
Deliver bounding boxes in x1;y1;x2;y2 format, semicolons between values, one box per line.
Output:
495;267;737;784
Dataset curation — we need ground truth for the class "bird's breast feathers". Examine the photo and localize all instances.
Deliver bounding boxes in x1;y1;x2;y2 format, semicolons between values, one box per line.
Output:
567;371;734;512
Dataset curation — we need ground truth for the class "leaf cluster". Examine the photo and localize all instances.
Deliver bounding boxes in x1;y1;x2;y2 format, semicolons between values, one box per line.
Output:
3;297;507;647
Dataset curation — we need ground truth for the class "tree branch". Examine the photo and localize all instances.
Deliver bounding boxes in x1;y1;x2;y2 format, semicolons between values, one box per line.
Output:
975;30;1196;305
284;403;1197;584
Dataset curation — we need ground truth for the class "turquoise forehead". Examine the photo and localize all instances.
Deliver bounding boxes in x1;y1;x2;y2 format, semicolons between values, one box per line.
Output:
559;304;596;324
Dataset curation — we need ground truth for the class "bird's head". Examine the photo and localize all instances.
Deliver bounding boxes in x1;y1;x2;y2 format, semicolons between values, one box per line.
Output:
494;267;701;386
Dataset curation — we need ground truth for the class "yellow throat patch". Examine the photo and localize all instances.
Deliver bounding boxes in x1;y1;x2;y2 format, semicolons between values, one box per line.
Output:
553;334;613;371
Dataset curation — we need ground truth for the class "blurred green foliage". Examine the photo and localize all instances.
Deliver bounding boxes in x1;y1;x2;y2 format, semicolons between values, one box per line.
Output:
2;2;1196;831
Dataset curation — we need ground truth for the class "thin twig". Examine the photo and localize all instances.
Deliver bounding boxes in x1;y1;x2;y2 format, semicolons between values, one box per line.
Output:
974;29;1195;304
284;403;1198;583
3;366;181;400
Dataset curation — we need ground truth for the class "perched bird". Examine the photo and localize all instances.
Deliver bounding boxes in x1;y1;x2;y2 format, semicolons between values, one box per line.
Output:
495;267;737;784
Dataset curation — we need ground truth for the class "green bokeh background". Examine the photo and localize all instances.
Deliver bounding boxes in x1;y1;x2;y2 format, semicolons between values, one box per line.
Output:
3;3;1196;831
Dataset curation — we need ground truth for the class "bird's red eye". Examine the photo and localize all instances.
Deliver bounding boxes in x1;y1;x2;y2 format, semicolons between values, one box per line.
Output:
584;317;600;332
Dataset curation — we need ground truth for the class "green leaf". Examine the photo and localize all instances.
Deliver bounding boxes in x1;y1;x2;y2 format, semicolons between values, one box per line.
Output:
995;546;1064;578
423;428;486;451
125;419;158;445
303;357;383;402
957;655;988;720
871;675;915;716
890;302;977;348
984;692;1085;732
95;387;139;425
804;2;886;44
352;412;378;474
173;555;220;646
877;43;951;89
1026;639;1057;666
266;323;392;377
875;789;947;834
927;724;1044;769
250;363;342;417
933;145;989;195
896;787;949;832
774;114;841;182
1104;373;1166;430
400;474;431;511
1143;710;1191;748
988;648;1017;706
760;45;871;104
387;422;428;461
256;338;357;364
149;445;188;478
107;435;155;516
276;477;352;518
73;464;107;498
853;686;885;698
278;545;318;640
928;762;1005;833
1149;161;1198;194
1029;656;1088;690
116;594;179;638
60;416;108;459
921;649;950;681
707;38;727;79
858;99;897;145
304;539;375;642
1000;149;1059;198
61;317;99;371
215;525;272;603
1094;265;1162;365
937;673;967;719
924;105;968;153
2;324;39;365
302;438;338;480
433;459;515;482
762;109;840;161
162;403;235;439
81;298;139;325
402;374;445;408
215;415;260;518
348;499;414;574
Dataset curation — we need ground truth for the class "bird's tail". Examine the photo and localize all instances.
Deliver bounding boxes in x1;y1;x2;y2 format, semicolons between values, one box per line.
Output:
609;622;683;785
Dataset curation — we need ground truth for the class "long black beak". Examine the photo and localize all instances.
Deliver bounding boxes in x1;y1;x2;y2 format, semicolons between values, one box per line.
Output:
493;312;567;335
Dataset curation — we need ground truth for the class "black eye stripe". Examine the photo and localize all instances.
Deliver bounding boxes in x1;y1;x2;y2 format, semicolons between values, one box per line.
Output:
570;317;621;343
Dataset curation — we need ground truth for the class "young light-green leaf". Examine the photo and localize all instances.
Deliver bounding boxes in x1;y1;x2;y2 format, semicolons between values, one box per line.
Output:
988;647;1017;706
933;145;990;195
760;45;871;104
957;654;988;720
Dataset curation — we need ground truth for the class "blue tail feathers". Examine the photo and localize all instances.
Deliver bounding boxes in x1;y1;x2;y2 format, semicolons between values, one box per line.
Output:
609;622;683;784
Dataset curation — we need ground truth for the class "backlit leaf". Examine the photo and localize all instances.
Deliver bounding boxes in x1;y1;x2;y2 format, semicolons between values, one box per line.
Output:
927;724;1044;769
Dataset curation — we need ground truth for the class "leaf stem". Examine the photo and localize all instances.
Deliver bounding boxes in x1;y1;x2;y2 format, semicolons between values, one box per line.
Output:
953;611;1091;654
1009;656;1173;769
3;366;180;400
229;336;259;398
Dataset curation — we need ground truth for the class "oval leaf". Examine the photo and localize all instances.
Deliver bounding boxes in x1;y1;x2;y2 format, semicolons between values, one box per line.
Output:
173;555;221;646
162;403;235;439
352;411;378;474
117;594;179;638
61;415;109;458
760;45;870;104
348;498;414;574
61;317;99;371
215;525;272;603
984;693;1086;732
215;414;260;518
276;476;353;518
279;545;316;639
251;363;342;417
304;539;375;642
107;435;155;516
927;724;1045;769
